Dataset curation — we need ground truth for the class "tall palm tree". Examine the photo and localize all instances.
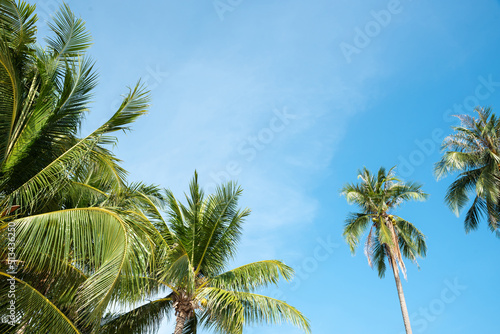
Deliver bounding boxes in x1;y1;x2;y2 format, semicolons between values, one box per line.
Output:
435;107;500;235
0;2;160;332
100;172;311;334
341;167;428;334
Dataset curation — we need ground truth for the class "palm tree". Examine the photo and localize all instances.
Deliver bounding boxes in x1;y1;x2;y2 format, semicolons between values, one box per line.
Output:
435;107;500;235
0;2;160;332
340;167;428;334
100;172;311;334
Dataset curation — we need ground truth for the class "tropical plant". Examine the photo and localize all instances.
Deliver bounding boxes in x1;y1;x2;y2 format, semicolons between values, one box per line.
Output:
100;172;311;334
0;1;159;332
435;106;500;236
341;166;428;334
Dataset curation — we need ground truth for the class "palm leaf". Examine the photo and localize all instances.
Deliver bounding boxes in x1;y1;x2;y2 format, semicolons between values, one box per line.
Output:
0;271;81;334
210;260;294;292
99;296;173;334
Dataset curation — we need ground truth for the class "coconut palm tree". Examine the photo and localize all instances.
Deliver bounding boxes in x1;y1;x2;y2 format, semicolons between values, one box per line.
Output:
435;107;500;235
0;1;160;332
100;172;311;334
341;166;428;334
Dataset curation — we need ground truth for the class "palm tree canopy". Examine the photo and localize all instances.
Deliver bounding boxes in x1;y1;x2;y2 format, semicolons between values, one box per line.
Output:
341;166;428;278
0;2;161;332
435;107;500;234
101;172;311;334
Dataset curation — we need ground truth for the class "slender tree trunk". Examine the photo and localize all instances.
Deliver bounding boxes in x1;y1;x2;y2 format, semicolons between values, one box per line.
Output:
390;255;412;334
173;310;188;334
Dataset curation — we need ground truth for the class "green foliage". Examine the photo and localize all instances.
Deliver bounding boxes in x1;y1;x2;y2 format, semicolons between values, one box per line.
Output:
341;167;428;278
435;107;500;235
99;296;174;334
0;1;160;332
104;173;311;334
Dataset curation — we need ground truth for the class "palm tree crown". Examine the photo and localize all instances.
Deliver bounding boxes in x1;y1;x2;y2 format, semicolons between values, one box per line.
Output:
102;172;311;334
341;167;428;277
435;107;500;235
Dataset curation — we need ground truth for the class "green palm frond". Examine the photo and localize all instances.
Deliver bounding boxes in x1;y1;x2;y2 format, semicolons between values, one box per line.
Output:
395;218;426;268
0;39;22;164
159;248;194;295
199;288;311;334
194;181;244;276
46;3;92;60
2;81;149;213
210;260;294;292
445;168;482;215
0;0;37;52
464;195;485;232
164;188;187;243
0;271;81;334
372;237;387;278
10;207;154;326
389;182;428;205
182;314;198;334
343;212;372;253
99;296;173;334
378;220;396;250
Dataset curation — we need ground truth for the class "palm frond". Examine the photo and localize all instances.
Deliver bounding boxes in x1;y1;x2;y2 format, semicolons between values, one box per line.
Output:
46;3;92;60
444;168;482;216
9;207;153;326
0;0;37;52
99;296;173;334
2;82;149;213
0;271;81;334
210;260;294;292
343;212;371;254
194;181;244;276
199;288;311;334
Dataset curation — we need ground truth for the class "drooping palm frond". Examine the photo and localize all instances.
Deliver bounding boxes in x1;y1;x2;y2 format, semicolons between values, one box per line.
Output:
182;314;198;334
0;271;82;334
343;212;372;253
372;236;387;278
395;218;427;264
444;168;482;215
198;288;311;334
8;207;152;324
99;296;173;334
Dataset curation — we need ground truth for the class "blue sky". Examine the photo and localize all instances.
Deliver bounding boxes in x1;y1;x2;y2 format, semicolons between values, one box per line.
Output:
36;0;500;333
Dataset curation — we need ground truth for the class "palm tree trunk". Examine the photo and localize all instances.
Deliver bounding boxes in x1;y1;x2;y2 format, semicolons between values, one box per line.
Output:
173;310;188;334
390;255;412;334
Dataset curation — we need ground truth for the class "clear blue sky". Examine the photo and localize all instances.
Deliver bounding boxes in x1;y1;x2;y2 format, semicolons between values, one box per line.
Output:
36;0;500;333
